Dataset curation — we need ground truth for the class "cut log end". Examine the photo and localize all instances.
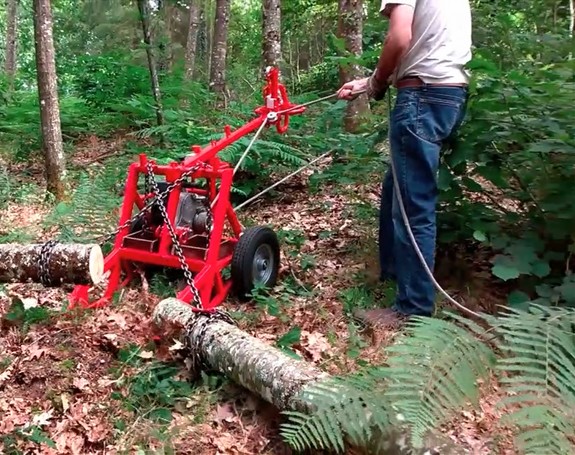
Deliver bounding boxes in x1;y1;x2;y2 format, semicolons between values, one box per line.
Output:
0;242;104;286
89;245;104;285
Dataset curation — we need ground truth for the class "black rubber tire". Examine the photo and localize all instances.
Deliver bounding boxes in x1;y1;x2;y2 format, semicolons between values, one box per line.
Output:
231;226;280;300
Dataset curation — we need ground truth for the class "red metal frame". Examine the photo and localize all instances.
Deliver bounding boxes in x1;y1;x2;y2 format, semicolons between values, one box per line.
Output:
68;66;307;312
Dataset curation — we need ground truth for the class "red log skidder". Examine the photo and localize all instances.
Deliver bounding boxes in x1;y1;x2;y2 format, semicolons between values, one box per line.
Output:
69;66;333;314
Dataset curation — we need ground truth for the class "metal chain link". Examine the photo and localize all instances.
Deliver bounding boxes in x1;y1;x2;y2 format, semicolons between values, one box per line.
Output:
145;161;204;309
38;239;58;287
96;165;201;246
183;309;237;377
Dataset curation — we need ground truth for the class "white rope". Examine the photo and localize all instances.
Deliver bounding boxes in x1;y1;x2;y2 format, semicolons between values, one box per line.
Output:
235;150;333;212
211;116;269;208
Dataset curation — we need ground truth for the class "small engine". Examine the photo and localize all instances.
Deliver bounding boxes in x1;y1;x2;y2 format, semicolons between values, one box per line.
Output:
174;192;212;234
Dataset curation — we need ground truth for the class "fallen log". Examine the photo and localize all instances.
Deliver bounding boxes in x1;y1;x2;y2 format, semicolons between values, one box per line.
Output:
0;242;104;286
152;298;466;455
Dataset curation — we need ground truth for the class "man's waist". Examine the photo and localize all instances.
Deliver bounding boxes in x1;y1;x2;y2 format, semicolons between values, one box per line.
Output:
394;76;468;89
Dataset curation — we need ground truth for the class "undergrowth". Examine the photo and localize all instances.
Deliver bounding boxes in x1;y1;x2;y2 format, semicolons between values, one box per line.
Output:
281;305;575;454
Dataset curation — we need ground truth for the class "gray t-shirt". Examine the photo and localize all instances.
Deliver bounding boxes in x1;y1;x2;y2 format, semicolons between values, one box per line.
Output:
380;0;472;84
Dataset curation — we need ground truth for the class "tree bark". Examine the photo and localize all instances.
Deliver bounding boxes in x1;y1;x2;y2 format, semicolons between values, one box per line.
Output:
137;0;165;127
209;0;230;99
0;243;104;286
262;0;281;71
337;0;370;133
33;0;66;202
152;298;466;454
570;0;574;38
153;298;329;412
4;0;19;93
184;0;201;81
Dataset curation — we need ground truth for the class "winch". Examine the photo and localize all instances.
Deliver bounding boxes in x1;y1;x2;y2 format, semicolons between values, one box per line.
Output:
68;66;309;313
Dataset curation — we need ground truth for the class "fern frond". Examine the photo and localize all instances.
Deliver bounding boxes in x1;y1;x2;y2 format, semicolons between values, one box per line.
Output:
494;305;575;455
383;316;496;448
281;377;394;453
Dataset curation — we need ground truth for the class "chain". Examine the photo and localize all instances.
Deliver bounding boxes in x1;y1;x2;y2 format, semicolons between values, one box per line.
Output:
145;162;204;309
38;239;58;287
97;165;201;246
182;309;236;377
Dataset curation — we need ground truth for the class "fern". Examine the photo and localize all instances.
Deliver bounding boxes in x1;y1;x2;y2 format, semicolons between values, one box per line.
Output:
281;315;495;453
281;377;394;453
383;316;496;448
494;305;575;455
44;157;130;243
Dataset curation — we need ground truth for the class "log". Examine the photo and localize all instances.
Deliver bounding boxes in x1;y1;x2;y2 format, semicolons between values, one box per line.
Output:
153;297;330;412
152;298;467;455
0;242;104;286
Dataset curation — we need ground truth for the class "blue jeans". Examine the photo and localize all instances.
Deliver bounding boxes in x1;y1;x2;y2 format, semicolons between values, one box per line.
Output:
379;85;468;316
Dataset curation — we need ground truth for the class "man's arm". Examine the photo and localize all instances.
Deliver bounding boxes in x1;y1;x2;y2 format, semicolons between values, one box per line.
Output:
336;1;416;100
372;2;415;88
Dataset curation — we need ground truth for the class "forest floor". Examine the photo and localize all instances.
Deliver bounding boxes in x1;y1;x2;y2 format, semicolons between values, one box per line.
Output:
0;137;516;455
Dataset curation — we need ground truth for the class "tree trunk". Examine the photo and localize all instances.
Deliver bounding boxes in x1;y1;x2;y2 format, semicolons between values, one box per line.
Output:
4;0;19;93
32;0;66;202
262;0;281;71
184;0;201;81
0;243;104;286
337;0;370;133
209;0;230;99
152;298;465;455
137;0;165;127
570;0;574;38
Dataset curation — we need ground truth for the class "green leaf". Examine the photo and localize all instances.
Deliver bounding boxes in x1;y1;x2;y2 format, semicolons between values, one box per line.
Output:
558;283;575;303
437;166;454;191
277;326;302;348
508;291;530;309
492;263;521;281
149;408;172;423
473;230;487;242
531;261;551;278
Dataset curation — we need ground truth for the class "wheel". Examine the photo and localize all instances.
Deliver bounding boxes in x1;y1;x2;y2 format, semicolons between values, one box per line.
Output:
231;226;280;299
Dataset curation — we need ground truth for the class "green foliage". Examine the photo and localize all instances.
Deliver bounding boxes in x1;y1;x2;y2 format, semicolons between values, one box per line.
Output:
123;361;194;424
3;298;53;333
282;306;575;454
494;305;575;454
44;161;127;243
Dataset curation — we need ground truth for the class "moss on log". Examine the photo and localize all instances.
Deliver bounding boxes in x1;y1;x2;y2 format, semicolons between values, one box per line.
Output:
0;242;104;286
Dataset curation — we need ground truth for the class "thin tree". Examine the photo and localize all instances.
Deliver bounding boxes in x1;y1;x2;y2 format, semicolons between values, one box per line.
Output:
33;0;66;201
262;0;281;70
137;0;165;126
184;0;201;81
5;0;20;93
209;0;231;100
337;0;370;133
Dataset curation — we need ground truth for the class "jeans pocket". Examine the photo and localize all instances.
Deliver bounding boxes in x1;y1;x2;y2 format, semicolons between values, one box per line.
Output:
415;96;465;143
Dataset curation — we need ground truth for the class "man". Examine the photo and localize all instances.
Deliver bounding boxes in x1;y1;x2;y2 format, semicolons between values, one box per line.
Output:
337;0;472;328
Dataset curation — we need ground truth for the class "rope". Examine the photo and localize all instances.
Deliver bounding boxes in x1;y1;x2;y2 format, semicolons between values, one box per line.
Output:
385;91;481;319
211;116;269;208
234;150;333;212
211;83;479;319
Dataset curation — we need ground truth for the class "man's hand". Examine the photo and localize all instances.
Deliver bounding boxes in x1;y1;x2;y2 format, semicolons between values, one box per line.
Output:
336;77;368;101
337;73;389;101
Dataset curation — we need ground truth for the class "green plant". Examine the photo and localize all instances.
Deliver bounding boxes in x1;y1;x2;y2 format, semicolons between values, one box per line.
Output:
280;305;575;454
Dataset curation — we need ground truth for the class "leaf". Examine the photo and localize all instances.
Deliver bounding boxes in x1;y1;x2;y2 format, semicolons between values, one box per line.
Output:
473;230;487;242
277;326;302;348
531;260;551;278
508;291;530;309
492;263;520;281
558;283;575;303
149;408;172;423
138;350;155;360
